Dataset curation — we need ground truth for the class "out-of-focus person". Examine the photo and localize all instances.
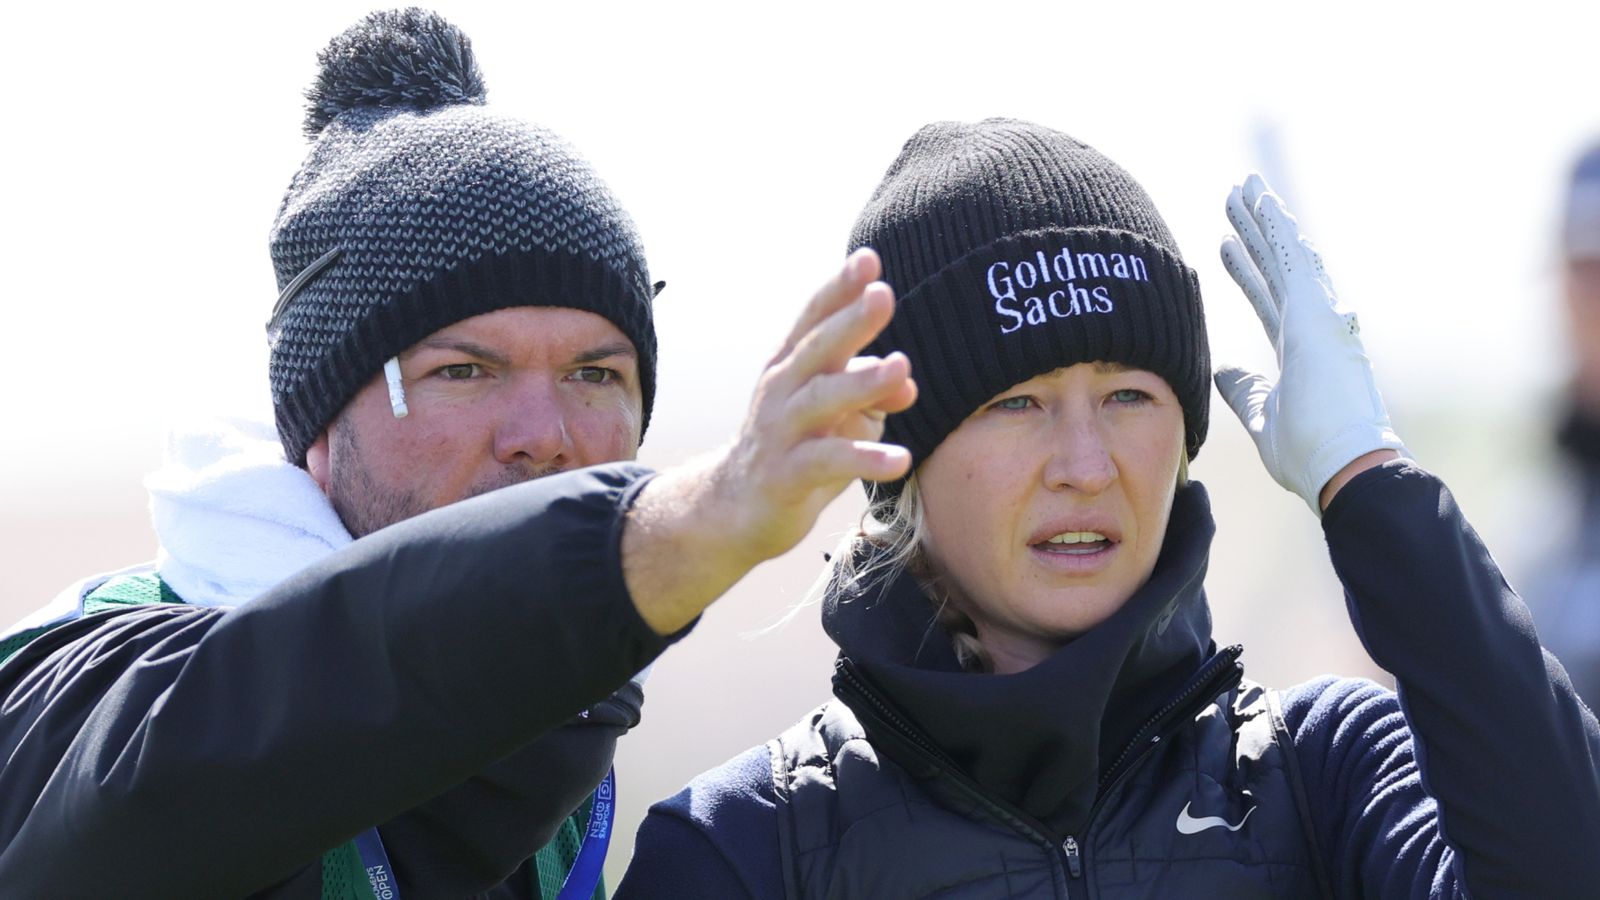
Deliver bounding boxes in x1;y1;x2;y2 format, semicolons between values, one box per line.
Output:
1526;142;1600;708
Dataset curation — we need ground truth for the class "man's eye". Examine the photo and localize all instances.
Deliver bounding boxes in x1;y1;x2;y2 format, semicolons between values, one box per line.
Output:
1110;388;1150;404
574;367;618;385
990;395;1032;411
438;363;482;380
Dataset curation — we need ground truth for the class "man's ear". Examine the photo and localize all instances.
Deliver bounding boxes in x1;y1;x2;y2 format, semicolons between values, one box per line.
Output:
305;431;333;495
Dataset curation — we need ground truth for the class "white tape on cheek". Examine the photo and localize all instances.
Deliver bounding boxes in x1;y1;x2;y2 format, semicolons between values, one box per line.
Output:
384;357;409;419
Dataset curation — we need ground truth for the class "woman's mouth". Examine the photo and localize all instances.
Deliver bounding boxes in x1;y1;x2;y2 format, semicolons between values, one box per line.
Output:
1036;531;1109;554
1029;531;1118;573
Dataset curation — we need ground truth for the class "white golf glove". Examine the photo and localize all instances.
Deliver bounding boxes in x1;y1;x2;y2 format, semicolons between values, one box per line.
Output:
1214;174;1407;516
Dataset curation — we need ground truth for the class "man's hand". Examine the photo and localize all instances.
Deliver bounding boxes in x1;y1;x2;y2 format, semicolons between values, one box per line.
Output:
1213;174;1407;516
623;249;917;635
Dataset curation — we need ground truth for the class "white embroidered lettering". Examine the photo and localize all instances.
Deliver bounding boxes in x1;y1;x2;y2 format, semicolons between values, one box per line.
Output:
1093;285;1113;312
986;261;1014;302
995;295;1025;334
1052;246;1076;280
1076;251;1109;278
987;244;1148;334
1047;289;1073;318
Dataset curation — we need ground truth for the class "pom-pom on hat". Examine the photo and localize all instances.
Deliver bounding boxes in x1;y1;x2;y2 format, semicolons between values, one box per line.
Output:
852;118;1209;500
267;8;657;465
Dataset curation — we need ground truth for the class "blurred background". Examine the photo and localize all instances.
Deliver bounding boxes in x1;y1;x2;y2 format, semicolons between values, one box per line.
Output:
4;0;1596;887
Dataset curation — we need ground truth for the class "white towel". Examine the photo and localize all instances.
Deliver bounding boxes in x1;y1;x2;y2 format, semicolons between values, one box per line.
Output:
147;415;351;608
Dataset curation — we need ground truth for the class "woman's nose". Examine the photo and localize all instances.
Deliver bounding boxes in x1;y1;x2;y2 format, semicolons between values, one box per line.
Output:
1042;419;1116;496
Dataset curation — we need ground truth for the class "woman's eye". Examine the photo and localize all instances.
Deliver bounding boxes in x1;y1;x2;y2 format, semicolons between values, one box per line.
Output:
438;363;482;380
1110;388;1150;404
991;395;1032;411
574;366;618;385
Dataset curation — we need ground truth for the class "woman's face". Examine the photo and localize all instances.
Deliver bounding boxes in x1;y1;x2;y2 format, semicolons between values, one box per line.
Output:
917;362;1186;674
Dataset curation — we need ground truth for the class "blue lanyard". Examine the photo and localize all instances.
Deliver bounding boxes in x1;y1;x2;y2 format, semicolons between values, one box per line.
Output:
350;767;616;900
352;826;399;899
556;767;615;900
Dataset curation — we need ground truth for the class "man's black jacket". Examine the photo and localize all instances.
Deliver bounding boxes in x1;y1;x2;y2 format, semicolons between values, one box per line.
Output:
0;463;670;897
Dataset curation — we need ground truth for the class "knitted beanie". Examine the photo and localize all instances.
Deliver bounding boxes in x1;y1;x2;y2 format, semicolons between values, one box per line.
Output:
267;8;657;465
852;118;1208;499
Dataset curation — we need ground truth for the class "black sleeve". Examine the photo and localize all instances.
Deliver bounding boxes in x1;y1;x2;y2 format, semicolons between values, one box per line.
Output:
1306;460;1600;898
378;682;643;896
0;463;677;898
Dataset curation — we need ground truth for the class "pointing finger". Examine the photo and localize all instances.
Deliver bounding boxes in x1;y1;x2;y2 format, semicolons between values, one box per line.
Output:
788;436;913;488
775;248;882;364
777;281;896;388
784;352;913;439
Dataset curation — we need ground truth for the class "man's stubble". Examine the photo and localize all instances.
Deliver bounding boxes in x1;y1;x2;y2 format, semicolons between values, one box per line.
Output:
326;414;559;538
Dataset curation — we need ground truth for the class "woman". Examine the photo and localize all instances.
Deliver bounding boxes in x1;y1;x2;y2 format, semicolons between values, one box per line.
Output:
616;119;1600;897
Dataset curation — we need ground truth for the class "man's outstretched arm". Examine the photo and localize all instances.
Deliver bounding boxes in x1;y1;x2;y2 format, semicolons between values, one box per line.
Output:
623;248;914;635
0;463;664;896
0;251;913;897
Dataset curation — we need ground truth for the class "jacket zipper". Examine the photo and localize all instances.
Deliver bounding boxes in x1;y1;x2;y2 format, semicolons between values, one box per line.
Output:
835;662;1085;896
834;660;1061;833
833;647;1243;891
1062;835;1082;878
1095;645;1244;793
838;660;1098;889
1082;648;1245;844
1063;648;1243;882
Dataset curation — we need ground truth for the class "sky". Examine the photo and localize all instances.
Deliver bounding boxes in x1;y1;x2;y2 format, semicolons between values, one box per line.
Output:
5;2;1596;480
3;0;1597;886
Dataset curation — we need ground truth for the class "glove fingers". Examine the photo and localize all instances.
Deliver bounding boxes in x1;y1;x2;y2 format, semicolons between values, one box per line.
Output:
1251;191;1321;290
1242;173;1272;209
1224;175;1406;515
1244;176;1323;289
1213;365;1273;434
1227;184;1288;306
1220;235;1280;344
1250;190;1360;347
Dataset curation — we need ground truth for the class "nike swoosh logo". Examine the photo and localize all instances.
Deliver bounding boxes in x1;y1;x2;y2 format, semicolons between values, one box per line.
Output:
1175;801;1255;835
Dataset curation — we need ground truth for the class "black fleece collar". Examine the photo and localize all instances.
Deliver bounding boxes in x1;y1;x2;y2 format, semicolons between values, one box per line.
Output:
824;481;1217;835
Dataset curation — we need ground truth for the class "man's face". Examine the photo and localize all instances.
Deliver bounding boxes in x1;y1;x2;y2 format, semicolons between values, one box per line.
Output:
305;306;644;537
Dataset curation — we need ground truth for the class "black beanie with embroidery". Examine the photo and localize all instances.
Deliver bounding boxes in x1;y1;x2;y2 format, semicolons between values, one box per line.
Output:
266;8;657;465
851;118;1209;499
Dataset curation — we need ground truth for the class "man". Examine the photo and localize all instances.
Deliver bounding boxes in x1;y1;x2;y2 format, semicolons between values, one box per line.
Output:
1526;142;1600;707
0;10;914;898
